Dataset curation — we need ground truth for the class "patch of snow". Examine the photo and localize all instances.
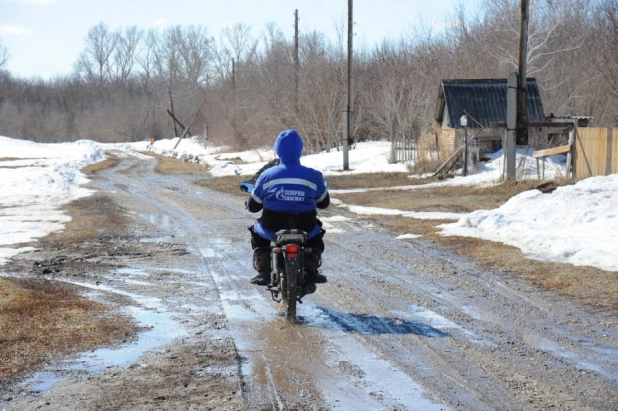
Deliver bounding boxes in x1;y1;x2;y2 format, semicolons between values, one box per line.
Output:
440;174;618;271
320;215;352;222
333;202;466;221
396;234;422;239
0;136;106;264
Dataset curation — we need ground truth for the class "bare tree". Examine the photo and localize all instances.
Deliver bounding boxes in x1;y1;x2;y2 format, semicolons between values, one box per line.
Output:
177;25;213;86
0;38;9;71
114;26;143;85
590;0;618;99
74;22;118;85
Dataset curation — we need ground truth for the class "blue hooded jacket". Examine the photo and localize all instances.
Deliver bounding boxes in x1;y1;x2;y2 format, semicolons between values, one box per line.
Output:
251;130;328;240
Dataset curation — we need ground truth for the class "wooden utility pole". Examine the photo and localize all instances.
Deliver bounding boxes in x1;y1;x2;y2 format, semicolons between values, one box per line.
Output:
343;0;353;170
231;58;237;141
166;109;192;137
173;91;207;150
516;0;530;146
169;87;178;137
294;9;299;117
232;58;236;94
506;73;518;180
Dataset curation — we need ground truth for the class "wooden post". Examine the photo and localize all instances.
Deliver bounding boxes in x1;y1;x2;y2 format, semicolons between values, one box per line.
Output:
173;93;207;150
463;123;469;176
566;125;575;178
294;9;299;117
390;121;396;163
506;73;518;180
166;109;192;137
343;0;353;171
169;87;178;137
516;0;530;146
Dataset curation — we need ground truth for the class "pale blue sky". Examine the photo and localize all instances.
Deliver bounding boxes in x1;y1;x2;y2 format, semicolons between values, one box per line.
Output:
0;0;475;79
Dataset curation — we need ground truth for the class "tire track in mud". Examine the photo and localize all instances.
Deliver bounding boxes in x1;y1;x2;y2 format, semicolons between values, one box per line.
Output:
96;154;295;410
110;155;618;410
18;154;614;410
312;216;618;409
97;155;450;409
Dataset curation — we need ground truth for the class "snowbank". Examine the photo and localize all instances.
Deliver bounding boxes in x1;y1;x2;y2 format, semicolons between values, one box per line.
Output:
1;134;614;273
0;137;105;264
439;175;618;271
146;137;408;178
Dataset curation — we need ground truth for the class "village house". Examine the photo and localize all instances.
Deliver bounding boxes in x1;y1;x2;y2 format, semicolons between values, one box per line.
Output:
434;78;545;160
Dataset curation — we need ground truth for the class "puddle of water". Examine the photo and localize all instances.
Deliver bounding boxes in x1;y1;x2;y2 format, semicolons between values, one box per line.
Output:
576;361;617;382
116;267;150;277
26;307;185;393
299;305;448;410
224;303;261;322
461;305;510;328
120;278;155;286
140;235;176;243
518;330;578;359
199;247;216;257
139;213;171;230
407;305;461;330
144;267;195;275
21;280;188;394
141;235;239;261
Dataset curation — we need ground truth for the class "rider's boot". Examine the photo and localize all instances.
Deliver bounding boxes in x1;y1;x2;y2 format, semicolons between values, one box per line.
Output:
250;247;271;285
304;250;327;284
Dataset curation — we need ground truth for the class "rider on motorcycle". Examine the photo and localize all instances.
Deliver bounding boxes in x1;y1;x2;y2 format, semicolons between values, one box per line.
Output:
246;129;330;285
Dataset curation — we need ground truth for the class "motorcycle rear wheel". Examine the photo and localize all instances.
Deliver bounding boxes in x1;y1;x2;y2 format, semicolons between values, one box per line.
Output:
283;261;298;323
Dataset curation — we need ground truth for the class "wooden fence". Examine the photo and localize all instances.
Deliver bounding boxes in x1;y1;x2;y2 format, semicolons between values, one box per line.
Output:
574;128;618;178
392;135;417;163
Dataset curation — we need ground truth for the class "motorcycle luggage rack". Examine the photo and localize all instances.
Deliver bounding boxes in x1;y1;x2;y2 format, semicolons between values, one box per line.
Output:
274;230;307;245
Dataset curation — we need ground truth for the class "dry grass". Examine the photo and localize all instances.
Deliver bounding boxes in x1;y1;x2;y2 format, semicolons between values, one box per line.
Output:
407;134;443;174
152;153;210;175
195;175;251;196
193;172;435;197
335;179;575;213
198;172;615;310
326;172;435;190
81;155;120;174
0;157;37;162
379;216;618;311
190;169;614;310
0;277;136;380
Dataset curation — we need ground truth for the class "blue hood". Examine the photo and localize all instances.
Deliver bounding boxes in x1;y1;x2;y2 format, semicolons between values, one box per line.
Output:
274;129;303;163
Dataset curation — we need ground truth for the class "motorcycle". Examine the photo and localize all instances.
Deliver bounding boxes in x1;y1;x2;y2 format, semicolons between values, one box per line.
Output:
266;229;317;323
242;181;319;323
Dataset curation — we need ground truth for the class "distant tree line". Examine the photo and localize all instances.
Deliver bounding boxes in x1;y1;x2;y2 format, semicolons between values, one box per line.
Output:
0;0;617;150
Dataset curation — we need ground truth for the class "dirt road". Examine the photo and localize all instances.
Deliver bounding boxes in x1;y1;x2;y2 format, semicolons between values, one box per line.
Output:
2;153;617;410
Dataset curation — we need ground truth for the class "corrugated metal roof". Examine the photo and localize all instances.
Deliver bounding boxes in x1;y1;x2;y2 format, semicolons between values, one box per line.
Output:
438;78;544;129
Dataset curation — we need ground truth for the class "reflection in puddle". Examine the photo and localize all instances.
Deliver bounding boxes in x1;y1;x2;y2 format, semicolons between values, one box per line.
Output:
141;235;241;260
21;280;187;394
199;247;215;258
141;234;240;248
461;305;509;327
407;305;461;330
518;330;578;360
116;267;150;277
576;361;618;382
139;213;171;230
298;305;447;410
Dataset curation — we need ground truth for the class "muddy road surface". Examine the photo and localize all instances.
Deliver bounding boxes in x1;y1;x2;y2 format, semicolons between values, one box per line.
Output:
2;152;617;410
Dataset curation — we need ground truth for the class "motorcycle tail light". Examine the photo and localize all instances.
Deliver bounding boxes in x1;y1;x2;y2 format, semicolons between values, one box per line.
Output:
285;244;299;258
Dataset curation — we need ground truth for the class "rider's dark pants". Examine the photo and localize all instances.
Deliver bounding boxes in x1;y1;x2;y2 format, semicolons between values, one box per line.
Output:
249;225;326;253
